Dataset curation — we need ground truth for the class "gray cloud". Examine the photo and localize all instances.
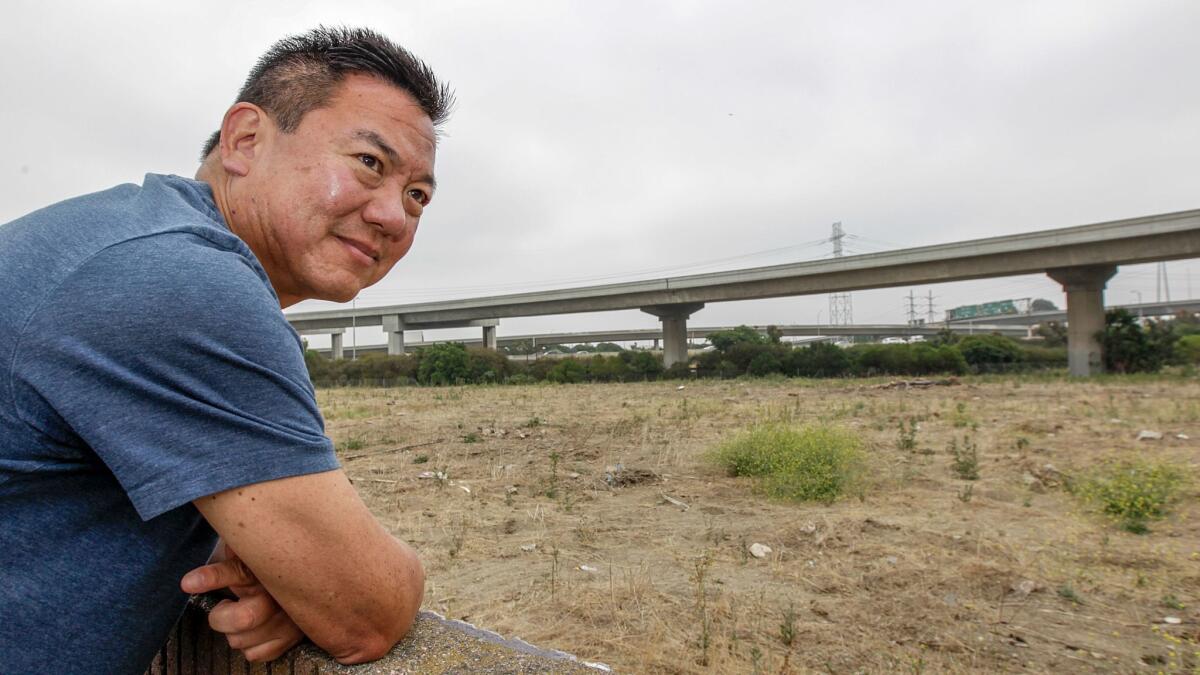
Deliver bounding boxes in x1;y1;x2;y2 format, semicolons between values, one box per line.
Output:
3;0;1197;344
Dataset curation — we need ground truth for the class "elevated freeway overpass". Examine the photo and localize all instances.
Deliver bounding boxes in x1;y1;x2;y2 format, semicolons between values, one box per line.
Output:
287;208;1200;375
306;323;1031;357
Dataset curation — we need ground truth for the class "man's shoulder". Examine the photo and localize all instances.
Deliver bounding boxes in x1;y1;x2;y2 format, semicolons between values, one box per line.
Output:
0;174;273;333
1;173;242;265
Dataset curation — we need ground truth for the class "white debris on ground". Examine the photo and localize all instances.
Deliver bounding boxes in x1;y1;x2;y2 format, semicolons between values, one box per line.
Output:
749;543;772;559
1136;430;1164;441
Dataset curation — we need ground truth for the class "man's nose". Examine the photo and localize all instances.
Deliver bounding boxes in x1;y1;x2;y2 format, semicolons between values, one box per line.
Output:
363;184;411;241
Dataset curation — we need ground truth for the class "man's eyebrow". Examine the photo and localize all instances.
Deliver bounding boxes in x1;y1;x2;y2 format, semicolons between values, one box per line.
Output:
352;129;437;190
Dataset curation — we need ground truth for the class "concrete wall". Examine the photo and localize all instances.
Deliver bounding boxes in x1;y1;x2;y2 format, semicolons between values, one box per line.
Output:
146;597;608;675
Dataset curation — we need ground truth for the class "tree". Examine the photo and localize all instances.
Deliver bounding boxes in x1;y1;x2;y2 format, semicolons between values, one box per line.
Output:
1099;309;1178;374
504;339;536;356
1031;298;1058;312
1034;321;1068;348
707;325;768;352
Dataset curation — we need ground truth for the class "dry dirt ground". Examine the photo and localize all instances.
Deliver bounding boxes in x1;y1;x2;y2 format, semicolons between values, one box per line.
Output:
317;375;1200;674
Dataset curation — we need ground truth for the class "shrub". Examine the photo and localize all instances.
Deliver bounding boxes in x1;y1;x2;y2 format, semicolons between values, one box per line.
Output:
524;356;561;382
1173;334;1200;365
621;351;664;380
1100;309;1178;373
465;347;510;384
663;361;694;379
747;351;783;377
416;342;471;385
725;342;779;373
588;354;632;382
1016;344;1067;369
956;334;1022;370
546;359;588;384
340;353;418;385
709;423;865;503
926;345;969;375
1071;460;1186;533
784;342;851;378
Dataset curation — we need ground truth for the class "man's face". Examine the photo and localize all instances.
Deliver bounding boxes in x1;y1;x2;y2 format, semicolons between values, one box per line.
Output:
241;74;437;306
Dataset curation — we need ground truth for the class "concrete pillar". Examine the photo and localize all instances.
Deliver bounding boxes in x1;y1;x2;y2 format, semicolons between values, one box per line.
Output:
640;303;705;368
482;324;497;350
1047;265;1117;376
330;332;344;360
382;314;406;355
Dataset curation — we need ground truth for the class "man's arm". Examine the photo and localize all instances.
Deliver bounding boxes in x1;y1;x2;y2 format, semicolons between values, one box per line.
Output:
191;469;424;664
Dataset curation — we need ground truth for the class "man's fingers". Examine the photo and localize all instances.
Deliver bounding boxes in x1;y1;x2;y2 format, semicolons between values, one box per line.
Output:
208;594;279;634
181;557;258;594
241;634;301;664
226;611;305;662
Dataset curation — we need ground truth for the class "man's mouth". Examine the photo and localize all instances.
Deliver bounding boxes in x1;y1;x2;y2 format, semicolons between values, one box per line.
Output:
337;236;380;265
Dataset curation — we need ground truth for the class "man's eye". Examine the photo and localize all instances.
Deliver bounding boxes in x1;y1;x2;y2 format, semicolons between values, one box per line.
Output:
358;154;381;171
408;189;430;206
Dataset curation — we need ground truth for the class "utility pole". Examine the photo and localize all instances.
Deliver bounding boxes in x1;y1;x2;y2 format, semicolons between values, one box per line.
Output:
828;222;853;325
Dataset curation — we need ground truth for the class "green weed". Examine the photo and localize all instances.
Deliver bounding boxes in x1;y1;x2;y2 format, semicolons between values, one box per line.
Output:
897;417;918;451
779;602;797;647
1071;460;1186;533
1057;583;1083;605
337;436;366;452
709;423;866;503
957;484;974;503
949;436;979;480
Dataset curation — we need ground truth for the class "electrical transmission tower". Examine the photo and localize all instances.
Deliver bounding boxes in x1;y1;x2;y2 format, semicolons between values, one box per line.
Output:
828;222;854;325
905;290;919;326
1156;262;1171;303
924;290;937;325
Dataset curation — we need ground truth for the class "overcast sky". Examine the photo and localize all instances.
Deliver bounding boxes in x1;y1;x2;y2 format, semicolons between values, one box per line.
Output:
4;1;1198;347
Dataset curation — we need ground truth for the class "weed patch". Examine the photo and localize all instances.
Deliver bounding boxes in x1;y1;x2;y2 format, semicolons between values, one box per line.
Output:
709;423;866;503
948;435;979;480
1070;459;1186;533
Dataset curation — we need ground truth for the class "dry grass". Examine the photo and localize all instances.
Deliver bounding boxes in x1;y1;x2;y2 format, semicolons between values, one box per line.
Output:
319;375;1200;673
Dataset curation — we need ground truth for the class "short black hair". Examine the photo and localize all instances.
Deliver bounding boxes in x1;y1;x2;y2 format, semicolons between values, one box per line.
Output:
201;26;453;159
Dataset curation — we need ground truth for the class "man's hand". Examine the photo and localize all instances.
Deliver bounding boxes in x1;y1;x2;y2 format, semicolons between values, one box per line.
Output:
181;544;305;663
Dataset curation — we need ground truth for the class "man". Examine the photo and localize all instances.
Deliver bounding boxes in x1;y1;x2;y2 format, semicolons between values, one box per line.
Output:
0;27;452;673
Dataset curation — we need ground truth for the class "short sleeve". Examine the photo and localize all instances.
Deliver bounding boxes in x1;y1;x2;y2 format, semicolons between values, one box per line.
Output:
12;233;338;520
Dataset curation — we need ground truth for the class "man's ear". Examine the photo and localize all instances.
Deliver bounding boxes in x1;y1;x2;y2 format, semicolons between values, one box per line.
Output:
218;103;270;177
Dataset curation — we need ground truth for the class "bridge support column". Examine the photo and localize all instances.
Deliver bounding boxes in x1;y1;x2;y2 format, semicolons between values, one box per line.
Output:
382;315;406;355
1047;265;1117;377
330;331;345;360
640;303;704;368
482;324;497;350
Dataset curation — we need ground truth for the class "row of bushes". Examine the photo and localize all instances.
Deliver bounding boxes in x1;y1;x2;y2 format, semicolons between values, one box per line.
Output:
305;332;1073;386
304;344;670;387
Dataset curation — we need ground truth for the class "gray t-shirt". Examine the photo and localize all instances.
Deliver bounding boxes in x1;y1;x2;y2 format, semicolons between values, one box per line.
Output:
0;174;339;674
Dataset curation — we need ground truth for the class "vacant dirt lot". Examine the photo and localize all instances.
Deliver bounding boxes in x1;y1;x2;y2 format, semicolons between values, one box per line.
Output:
317;374;1199;673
